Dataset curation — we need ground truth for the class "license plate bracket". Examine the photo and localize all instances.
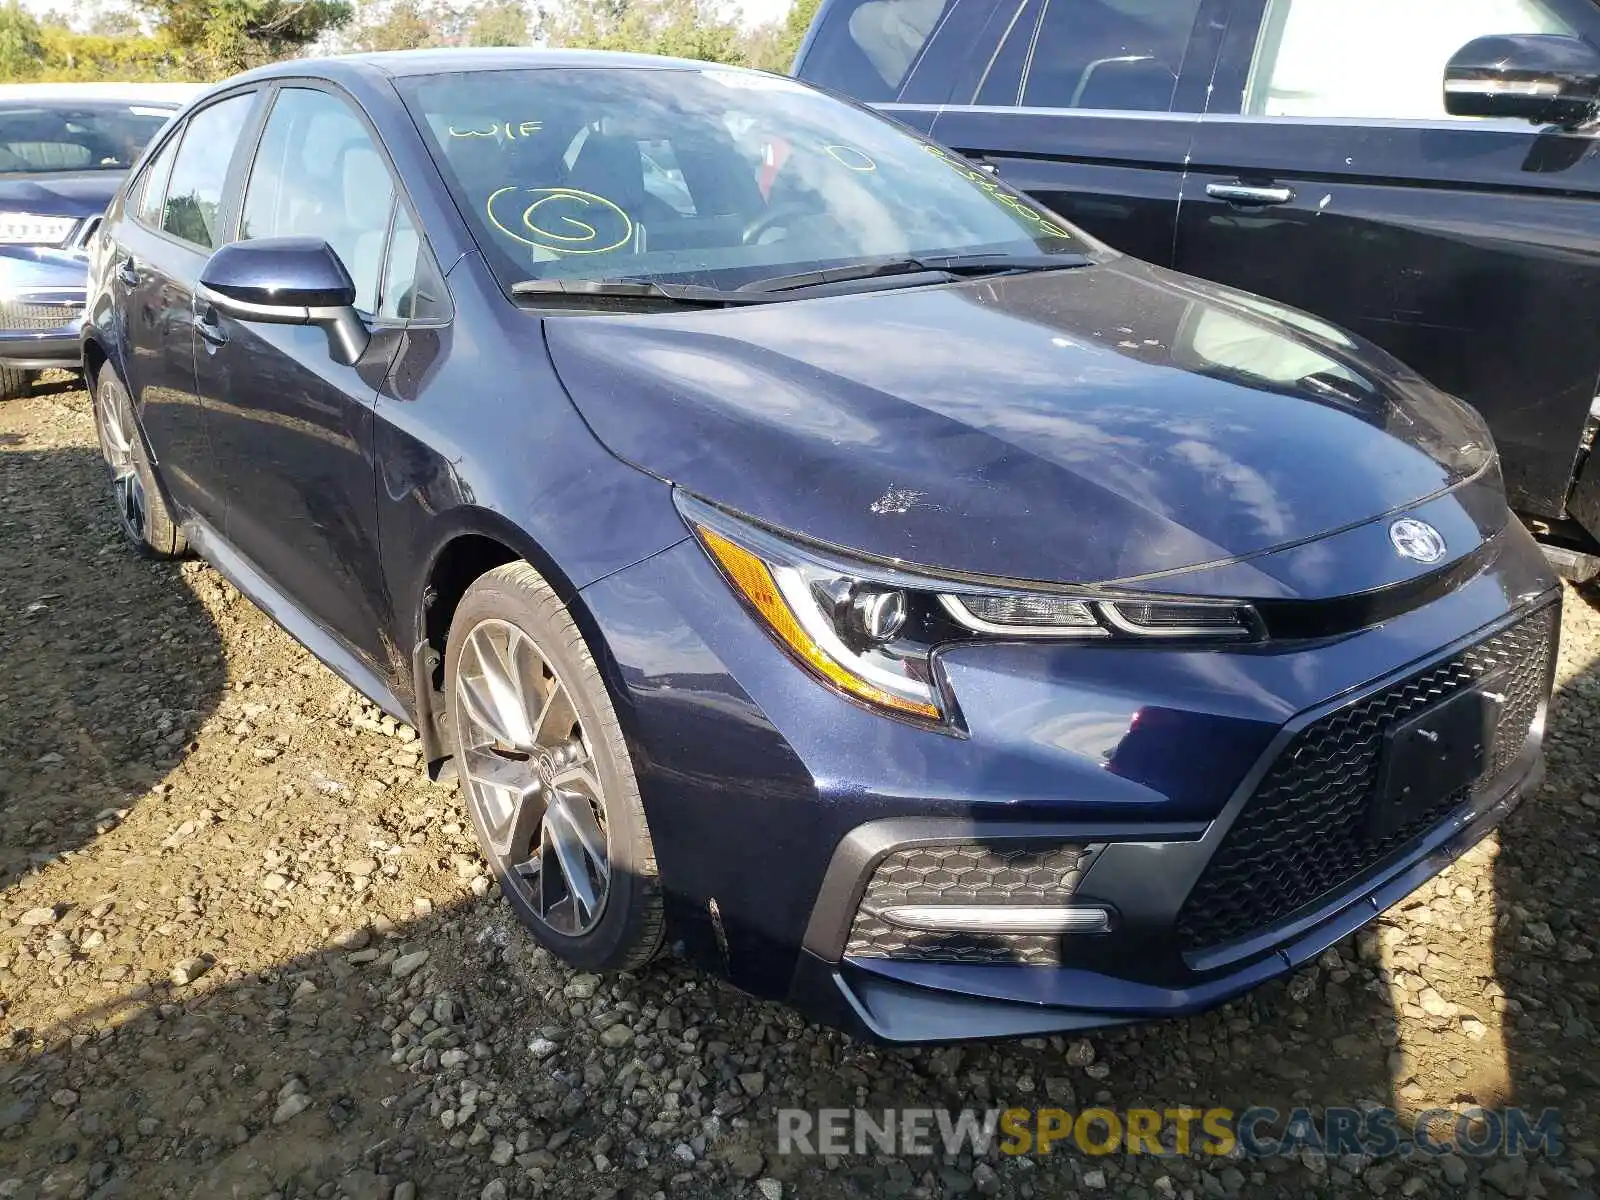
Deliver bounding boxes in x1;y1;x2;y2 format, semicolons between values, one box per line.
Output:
1368;674;1506;843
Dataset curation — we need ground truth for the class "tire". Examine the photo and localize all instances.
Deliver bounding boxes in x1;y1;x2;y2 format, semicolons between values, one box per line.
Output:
0;364;34;401
445;561;664;972
92;372;187;558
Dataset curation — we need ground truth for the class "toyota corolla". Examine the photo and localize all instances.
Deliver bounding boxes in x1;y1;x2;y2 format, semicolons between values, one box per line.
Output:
82;50;1559;1043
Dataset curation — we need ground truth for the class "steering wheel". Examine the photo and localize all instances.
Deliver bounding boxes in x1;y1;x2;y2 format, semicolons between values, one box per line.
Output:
742;202;813;246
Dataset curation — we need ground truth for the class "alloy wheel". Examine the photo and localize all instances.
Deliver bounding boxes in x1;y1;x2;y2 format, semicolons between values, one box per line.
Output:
454;617;611;936
96;385;146;541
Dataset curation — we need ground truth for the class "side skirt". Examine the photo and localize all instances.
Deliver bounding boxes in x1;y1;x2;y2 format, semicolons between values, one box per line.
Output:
183;516;413;726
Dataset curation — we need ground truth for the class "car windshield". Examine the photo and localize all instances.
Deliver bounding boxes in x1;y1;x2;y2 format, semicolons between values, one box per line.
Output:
0;101;175;176
398;66;1088;292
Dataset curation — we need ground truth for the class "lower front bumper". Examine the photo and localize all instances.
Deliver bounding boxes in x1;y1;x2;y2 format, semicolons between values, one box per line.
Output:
0;331;80;370
787;751;1542;1043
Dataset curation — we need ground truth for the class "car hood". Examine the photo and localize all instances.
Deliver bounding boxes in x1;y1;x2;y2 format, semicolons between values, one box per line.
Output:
0;172;119;220
544;258;1493;586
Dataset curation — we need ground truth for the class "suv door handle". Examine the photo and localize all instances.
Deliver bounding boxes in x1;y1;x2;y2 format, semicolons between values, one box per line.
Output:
194;306;228;348
116;256;139;286
1205;181;1294;206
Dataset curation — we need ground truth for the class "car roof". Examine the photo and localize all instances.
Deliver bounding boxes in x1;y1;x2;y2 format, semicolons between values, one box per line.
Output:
233;46;746;86
0;82;201;106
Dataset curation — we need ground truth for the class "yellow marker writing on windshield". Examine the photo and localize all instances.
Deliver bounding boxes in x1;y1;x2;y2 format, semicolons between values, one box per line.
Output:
486;186;633;255
922;143;1071;238
449;120;544;140
823;144;876;172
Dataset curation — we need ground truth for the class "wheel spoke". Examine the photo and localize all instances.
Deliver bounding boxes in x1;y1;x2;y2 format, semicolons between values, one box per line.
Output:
460;748;543;859
543;796;601;923
553;787;607;874
534;680;578;747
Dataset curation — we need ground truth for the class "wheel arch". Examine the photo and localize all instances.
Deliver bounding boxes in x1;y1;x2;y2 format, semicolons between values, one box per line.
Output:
408;509;633;772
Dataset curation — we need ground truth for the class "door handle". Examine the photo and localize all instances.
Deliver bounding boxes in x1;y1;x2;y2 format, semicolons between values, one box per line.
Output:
194;307;228;348
116;256;139;286
1205;181;1294;206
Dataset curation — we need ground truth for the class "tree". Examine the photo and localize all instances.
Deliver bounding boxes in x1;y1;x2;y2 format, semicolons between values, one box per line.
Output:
138;0;354;76
0;1;44;80
773;0;819;71
347;0;440;51
543;0;746;66
465;0;529;46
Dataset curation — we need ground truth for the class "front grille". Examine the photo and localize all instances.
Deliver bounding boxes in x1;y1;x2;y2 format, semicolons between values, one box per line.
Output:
0;298;81;332
1176;605;1557;954
845;842;1096;965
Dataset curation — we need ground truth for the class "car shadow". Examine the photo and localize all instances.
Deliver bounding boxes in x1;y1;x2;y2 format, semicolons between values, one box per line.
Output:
0;440;227;893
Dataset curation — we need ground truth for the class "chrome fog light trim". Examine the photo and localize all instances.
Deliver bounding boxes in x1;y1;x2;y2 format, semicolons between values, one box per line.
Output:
878;904;1113;935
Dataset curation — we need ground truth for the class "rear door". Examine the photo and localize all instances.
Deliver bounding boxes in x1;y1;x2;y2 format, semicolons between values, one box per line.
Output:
1176;0;1600;523
927;0;1228;265
110;91;259;528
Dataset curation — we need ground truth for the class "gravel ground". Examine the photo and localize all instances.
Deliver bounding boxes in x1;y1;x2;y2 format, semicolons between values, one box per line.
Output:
0;379;1597;1200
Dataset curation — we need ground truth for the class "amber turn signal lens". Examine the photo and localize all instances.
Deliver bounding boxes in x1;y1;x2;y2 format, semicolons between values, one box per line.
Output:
697;526;941;720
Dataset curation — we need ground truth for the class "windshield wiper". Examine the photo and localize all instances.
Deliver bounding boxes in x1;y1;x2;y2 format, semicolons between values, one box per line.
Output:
736;251;1093;295
510;278;773;306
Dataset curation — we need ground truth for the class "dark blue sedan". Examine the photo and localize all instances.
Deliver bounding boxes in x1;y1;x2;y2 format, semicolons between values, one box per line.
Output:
82;49;1560;1043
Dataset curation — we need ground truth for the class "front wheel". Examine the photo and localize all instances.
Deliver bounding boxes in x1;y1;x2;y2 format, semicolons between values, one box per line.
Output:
444;561;664;972
93;373;187;558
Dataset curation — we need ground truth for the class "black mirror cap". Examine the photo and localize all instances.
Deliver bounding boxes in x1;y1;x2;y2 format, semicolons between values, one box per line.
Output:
1445;33;1600;128
198;237;357;310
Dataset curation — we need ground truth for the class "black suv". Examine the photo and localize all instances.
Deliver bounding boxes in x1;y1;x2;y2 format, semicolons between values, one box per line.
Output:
794;0;1600;577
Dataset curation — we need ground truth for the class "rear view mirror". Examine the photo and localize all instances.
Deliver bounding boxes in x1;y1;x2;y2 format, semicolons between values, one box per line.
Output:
197;237;369;366
1445;34;1600;129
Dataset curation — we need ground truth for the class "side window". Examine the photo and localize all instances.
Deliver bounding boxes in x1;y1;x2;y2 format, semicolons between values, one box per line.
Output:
1246;0;1573;119
241;87;395;314
161;94;254;249
133;134;178;228
800;0;953;102
1019;0;1203;111
378;205;448;322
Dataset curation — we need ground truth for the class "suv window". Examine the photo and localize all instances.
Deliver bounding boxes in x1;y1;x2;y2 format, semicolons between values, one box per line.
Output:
161;93;254;249
1018;0;1202;111
801;0;952;101
1246;0;1573;119
241;87;395;313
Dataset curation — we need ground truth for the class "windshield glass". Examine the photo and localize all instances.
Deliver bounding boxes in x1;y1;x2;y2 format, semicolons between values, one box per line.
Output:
398;66;1088;291
0;101;175;176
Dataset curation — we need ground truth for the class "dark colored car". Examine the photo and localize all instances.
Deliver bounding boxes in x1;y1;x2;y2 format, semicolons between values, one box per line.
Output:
83;49;1559;1044
0;87;189;399
794;0;1600;580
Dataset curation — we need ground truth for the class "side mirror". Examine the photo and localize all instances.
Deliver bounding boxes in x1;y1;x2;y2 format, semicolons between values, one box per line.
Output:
197;237;370;366
1445;34;1600;129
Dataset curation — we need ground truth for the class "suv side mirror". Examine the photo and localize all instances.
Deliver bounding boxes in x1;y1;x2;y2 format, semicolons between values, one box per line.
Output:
1445;34;1600;129
197;237;370;366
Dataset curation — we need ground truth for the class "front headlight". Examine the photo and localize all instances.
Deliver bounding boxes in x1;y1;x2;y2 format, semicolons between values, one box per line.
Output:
0;213;79;247
679;493;1260;728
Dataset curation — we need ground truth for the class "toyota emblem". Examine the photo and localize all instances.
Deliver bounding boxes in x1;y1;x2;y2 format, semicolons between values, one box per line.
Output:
1389;518;1447;564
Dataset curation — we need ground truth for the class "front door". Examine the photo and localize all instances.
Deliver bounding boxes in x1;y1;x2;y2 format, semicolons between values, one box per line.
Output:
193;85;403;675
1176;0;1600;523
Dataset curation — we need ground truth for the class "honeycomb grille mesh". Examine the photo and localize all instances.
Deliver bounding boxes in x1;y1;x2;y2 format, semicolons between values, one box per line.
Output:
0;299;81;332
845;842;1095;965
1176;605;1556;954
